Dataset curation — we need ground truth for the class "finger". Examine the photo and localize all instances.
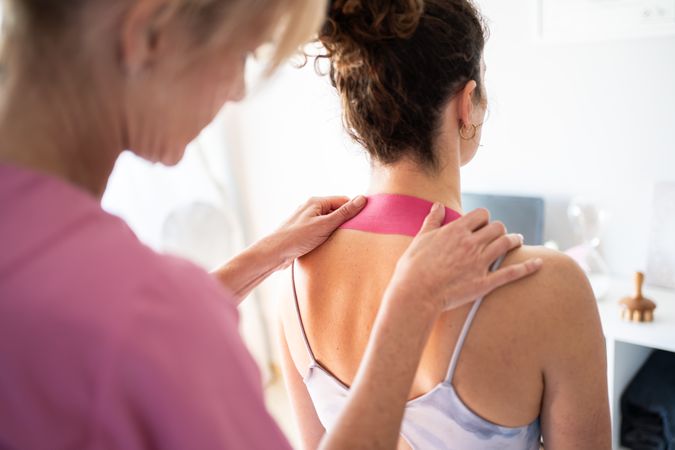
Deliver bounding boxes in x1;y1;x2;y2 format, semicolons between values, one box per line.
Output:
483;233;524;263
324;195;367;225
485;257;543;292
472;221;507;246
316;196;351;215
457;208;490;232
418;203;445;235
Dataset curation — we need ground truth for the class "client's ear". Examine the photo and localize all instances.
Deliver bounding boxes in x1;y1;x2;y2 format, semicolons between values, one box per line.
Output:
457;80;479;128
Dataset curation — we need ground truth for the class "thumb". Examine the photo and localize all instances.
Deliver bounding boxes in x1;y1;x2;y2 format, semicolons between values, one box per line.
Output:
326;195;367;226
418;203;445;235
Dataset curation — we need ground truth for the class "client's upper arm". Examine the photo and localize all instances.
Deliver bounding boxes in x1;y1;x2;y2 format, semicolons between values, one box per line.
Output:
278;315;325;450
536;253;611;449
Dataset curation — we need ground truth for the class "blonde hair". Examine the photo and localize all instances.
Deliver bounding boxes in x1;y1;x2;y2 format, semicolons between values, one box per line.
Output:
0;0;327;74
171;0;328;72
258;0;329;71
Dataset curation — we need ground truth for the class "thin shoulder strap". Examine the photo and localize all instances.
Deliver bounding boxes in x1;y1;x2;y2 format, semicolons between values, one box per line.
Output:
291;260;317;363
445;254;507;383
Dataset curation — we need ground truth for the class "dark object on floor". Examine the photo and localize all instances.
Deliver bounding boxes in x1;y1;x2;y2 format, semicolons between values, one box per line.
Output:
621;350;675;450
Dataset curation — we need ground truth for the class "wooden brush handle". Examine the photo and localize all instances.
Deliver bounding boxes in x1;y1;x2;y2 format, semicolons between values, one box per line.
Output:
635;272;644;299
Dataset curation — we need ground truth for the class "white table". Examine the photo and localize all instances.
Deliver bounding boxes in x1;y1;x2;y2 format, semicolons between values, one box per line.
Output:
597;280;675;449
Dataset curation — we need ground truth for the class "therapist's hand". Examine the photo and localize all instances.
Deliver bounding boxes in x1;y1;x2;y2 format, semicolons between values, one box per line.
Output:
390;203;544;314
213;196;365;305
265;195;367;269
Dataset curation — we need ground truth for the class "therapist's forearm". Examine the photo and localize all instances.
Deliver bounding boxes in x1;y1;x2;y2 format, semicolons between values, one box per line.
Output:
212;196;367;305
319;282;440;450
211;236;283;306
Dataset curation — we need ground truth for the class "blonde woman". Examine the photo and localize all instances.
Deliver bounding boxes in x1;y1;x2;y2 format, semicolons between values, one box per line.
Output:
0;0;541;448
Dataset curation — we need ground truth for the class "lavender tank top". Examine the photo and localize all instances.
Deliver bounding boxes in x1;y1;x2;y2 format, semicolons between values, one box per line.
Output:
292;193;541;450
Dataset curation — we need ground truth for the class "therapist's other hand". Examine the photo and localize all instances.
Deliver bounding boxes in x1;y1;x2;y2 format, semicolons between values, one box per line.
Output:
212;196;365;305
389;203;543;314
268;195;367;269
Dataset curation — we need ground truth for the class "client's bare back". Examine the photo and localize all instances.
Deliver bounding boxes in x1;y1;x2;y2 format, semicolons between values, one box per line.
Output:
282;220;610;448
286;229;548;427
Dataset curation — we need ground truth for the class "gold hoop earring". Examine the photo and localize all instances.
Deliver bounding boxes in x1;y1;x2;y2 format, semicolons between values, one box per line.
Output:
459;123;478;140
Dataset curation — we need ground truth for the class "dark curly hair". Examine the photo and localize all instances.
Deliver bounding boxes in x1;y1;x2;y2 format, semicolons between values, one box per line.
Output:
317;0;487;170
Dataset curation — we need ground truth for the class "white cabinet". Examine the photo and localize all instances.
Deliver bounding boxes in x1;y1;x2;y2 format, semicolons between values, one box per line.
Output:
598;280;675;449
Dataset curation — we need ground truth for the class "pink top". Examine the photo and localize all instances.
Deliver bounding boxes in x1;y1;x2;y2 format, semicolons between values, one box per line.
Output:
340;193;462;235
0;164;290;450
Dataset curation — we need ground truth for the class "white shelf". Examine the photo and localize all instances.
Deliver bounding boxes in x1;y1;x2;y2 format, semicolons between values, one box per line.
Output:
599;280;675;352
597;279;675;449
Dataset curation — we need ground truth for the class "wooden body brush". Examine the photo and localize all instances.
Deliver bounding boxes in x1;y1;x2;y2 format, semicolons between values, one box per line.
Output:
619;272;656;323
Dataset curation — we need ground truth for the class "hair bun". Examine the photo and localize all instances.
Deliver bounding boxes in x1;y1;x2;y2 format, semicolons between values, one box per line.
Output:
326;0;423;43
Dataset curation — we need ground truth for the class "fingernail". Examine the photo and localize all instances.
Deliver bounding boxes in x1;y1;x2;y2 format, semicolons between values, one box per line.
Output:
534;257;543;267
433;202;442;212
353;196;366;207
518;234;525;243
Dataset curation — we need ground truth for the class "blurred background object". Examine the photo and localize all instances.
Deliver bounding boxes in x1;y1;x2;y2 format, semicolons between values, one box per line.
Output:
647;182;675;289
462;193;545;245
566;197;612;299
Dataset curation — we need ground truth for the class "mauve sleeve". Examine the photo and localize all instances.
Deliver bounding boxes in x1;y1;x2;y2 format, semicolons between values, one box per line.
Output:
90;261;292;450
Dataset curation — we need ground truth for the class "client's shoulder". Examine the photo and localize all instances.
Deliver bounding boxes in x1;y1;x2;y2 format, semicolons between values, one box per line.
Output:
499;245;593;295
478;246;604;374
487;245;599;328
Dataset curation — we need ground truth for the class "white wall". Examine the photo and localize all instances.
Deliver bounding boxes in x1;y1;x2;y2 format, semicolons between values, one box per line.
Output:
226;0;675;281
469;0;675;277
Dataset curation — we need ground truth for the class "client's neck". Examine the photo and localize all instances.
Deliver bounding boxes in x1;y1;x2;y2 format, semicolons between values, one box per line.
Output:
369;157;463;213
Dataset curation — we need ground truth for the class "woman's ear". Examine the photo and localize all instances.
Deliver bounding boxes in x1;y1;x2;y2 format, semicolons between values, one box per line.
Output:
119;0;173;75
457;80;478;128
